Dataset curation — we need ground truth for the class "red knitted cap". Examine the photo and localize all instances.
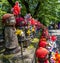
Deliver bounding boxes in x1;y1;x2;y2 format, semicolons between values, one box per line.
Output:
2;14;14;23
39;41;48;48
36;47;49;58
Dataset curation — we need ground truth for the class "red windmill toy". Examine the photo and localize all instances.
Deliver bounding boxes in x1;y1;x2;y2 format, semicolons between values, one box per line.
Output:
12;1;21;16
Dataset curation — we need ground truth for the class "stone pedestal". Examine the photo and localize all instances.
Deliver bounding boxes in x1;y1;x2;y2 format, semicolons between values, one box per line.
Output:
4;48;36;63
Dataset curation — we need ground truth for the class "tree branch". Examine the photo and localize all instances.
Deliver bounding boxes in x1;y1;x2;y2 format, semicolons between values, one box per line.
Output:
33;2;40;18
21;0;30;13
7;0;15;7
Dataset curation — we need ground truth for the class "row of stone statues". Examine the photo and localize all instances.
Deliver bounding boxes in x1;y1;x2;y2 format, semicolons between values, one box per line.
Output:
0;1;43;63
1;13;36;55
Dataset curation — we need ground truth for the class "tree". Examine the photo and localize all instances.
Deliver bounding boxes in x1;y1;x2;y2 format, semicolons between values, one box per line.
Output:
0;0;60;26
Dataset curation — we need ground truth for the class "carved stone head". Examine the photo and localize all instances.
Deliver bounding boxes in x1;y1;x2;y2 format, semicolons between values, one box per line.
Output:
2;14;16;26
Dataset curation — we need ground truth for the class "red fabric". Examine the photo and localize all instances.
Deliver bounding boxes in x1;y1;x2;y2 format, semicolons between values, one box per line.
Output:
51;35;57;42
39;41;48;48
30;18;36;25
36;47;49;58
42;29;49;37
37;21;39;25
40;36;46;38
58;60;60;63
45;30;49;37
16;17;25;26
44;60;49;63
40;37;47;41
35;21;38;25
35;21;42;29
38;60;49;63
13;3;21;16
2;14;13;24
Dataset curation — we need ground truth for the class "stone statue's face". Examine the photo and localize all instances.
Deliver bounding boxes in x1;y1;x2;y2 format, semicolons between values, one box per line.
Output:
6;16;16;25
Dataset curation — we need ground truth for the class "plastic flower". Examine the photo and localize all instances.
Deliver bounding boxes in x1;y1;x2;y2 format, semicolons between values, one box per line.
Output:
53;52;60;63
15;29;23;36
27;29;31;35
32;27;35;32
13;1;21;16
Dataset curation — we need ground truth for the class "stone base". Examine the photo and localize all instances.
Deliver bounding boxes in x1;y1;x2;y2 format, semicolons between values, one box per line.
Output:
4;47;21;55
8;48;36;63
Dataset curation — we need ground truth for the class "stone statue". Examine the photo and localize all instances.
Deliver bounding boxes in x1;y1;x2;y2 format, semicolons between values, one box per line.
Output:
2;14;20;54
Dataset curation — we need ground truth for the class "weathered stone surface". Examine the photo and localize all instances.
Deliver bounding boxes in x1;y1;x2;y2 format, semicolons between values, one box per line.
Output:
0;37;38;63
4;27;19;49
2;14;21;54
4;48;36;63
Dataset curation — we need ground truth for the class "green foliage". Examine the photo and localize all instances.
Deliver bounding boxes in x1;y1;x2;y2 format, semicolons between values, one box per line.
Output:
0;0;60;26
16;0;60;26
36;0;58;26
0;0;11;20
0;9;7;20
0;9;6;29
0;0;11;28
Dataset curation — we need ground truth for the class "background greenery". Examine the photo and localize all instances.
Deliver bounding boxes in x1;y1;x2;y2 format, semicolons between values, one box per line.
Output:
0;0;60;26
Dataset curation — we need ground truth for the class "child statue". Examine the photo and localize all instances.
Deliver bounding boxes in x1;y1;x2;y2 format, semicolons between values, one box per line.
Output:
2;14;20;54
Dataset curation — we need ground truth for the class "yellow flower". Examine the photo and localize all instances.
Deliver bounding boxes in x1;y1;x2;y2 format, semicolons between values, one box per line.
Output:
27;29;31;35
32;28;35;32
15;29;23;36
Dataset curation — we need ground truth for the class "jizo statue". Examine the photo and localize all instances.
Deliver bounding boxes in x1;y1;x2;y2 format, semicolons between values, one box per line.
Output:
2;14;20;54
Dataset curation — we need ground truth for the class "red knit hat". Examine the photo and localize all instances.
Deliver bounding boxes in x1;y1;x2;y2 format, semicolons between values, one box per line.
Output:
39;41;48;48
36;47;49;58
40;37;47;41
2;14;14;23
16;17;25;26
